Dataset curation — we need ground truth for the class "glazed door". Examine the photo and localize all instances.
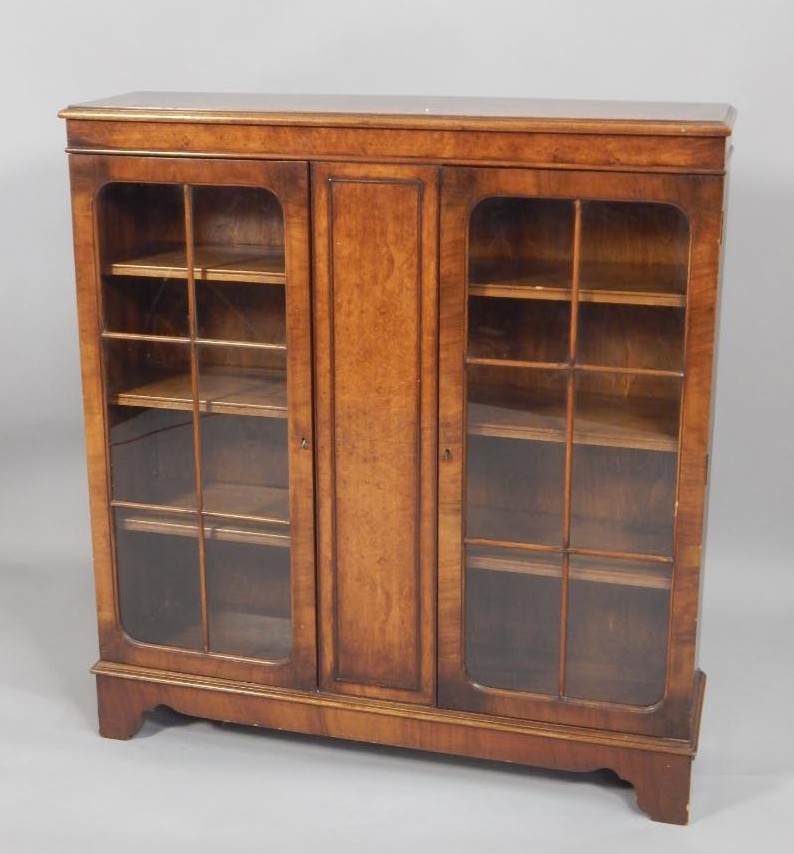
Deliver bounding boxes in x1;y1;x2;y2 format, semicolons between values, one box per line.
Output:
70;155;316;688
438;166;722;737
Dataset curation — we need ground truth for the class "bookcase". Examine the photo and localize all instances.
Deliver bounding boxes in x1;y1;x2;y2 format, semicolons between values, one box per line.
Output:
61;93;733;824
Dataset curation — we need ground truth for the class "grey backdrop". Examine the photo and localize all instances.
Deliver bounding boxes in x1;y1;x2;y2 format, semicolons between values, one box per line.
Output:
1;1;791;850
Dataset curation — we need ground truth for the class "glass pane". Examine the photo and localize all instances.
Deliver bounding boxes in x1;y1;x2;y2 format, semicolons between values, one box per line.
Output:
206;526;292;660
114;507;202;648
580;201;689;301
190;185;293;664
577;304;685;371
565;556;671;705
468;197;574;295
197;281;286;344
573;372;681;453
570;374;681;558
104;337;192;407
99;183;186;274
104;335;194;508
199;413;289;520
103;276;188;337
99;183;189;339
108;406;195;507
198;344;287;417
467;367;566;546
465;546;561;694
104;336;196;509
570;445;677;557
192;185;285;286
468;296;569;363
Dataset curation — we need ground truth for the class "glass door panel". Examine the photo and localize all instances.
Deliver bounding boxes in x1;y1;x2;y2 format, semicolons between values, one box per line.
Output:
460;190;687;710
98;173;306;672
191;185;285;279
463;197;573;696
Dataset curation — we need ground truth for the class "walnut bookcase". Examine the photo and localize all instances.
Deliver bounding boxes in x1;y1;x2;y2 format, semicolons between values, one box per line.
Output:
60;93;733;824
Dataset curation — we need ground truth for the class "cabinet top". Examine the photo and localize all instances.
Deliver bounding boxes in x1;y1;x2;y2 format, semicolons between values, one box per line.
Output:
59;92;735;136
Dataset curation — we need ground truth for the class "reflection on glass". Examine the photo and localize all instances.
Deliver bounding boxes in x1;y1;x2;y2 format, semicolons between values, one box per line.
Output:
108;406;195;508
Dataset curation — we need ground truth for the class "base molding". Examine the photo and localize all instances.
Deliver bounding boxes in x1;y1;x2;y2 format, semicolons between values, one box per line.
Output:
93;661;704;825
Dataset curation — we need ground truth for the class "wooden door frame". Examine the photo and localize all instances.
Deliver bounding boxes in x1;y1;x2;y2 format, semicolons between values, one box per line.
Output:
437;165;724;739
69;153;317;689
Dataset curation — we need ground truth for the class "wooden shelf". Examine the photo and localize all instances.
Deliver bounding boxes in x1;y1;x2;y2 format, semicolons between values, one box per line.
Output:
469;259;685;307
171;612;292;660
119;505;290;548
197;483;289;522
111;365;287;417
467;550;671;590
467;506;673;561
106;244;286;285
580;261;686;307
468;384;678;452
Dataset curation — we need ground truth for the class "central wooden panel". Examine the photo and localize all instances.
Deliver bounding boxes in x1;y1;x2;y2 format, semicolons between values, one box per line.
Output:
313;162;438;704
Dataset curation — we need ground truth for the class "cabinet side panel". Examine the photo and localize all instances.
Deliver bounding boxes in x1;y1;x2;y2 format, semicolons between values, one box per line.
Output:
314;163;438;703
